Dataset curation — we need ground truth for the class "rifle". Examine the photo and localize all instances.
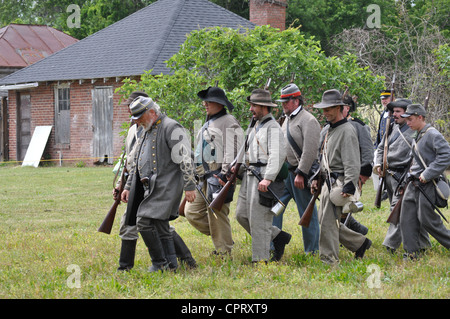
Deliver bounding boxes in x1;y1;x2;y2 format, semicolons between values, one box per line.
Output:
386;186;405;225
178;197;187;217
375;75;395;208
98;157;127;234
299;173;323;227
209;117;257;211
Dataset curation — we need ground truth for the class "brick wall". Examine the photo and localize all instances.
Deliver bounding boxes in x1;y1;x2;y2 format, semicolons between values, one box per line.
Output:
7;79;131;165
249;0;287;31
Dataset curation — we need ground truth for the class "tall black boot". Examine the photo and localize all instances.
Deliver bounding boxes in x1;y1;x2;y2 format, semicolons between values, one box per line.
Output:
140;229;169;272
172;230;197;269
271;230;292;262
117;239;137;271
161;236;178;271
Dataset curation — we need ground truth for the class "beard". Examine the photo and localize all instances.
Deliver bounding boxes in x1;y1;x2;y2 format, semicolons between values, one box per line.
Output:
141;118;155;131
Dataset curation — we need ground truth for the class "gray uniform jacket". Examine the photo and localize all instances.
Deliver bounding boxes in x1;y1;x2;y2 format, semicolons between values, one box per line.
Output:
194;109;243;179
376;122;413;173
245;113;286;182
409;124;450;181
322;117;373;178
125;114;195;221
319;119;360;194
281;106;321;177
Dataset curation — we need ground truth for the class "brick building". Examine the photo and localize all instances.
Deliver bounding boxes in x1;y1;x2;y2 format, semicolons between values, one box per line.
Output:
0;0;287;165
0;24;78;161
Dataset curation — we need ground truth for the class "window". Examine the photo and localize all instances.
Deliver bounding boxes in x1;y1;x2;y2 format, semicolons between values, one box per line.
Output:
55;86;71;144
58;88;70;111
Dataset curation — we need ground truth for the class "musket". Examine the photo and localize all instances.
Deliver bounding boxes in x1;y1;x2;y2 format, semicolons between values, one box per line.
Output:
209;116;257;211
386;186;405;225
178;197;187;217
424;90;430;109
299;173;322;227
98;157;127;234
413;180;448;223
375;75;395;208
410;139;448;223
342;85;349;101
264;78;272;90
386;154;413;225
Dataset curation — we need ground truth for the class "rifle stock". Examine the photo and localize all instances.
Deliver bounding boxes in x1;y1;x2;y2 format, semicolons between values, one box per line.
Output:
98;199;121;234
98;159;127;234
299;175;322;227
374;176;385;208
178;197;187;217
209;162;241;211
209;115;257;212
386;189;404;225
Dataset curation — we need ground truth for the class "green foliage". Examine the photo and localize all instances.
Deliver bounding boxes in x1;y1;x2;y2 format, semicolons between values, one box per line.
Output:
117;25;384;132
0;0;156;39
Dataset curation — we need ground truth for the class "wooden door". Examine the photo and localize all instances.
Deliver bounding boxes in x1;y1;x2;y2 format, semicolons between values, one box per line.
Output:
17;93;31;161
92;87;113;164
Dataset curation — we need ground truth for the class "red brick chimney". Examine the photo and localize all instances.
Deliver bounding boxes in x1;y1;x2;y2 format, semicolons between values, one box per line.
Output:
249;0;288;31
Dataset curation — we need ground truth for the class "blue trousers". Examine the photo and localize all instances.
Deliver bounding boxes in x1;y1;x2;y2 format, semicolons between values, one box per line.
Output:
273;172;320;253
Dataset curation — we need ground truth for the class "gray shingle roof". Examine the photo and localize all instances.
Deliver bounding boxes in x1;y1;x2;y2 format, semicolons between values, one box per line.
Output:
0;0;254;86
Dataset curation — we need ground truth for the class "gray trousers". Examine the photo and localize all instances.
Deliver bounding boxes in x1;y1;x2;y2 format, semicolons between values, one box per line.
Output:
318;179;366;265
400;180;450;253
236;173;281;261
119;209;139;240
383;173;430;250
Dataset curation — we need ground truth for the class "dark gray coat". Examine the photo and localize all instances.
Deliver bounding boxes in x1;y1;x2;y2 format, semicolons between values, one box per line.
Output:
125;114;195;222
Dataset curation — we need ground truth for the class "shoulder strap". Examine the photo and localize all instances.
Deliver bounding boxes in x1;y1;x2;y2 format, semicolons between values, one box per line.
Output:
286;118;303;159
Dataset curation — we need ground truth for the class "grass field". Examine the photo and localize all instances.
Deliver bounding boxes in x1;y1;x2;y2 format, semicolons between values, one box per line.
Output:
0;165;448;300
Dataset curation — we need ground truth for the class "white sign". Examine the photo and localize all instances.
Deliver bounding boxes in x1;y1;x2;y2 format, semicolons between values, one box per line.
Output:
22;126;53;168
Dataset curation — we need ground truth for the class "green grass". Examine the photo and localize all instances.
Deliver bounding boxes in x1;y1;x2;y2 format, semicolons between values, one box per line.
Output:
0;166;449;299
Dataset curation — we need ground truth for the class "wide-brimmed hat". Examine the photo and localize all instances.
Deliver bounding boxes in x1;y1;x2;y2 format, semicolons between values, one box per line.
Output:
313;89;345;109
246;89;278;108
380;89;391;100
129;96;155;120
401;103;426;118
197;86;234;112
121;91;148;106
276;83;301;102
387;98;412;112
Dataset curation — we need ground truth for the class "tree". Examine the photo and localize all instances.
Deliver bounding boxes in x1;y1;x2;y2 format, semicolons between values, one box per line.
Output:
0;0;156;39
117;25;384;134
329;0;449;138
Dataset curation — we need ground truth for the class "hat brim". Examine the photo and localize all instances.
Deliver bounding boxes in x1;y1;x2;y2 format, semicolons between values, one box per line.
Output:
201;96;234;111
246;96;278;107
275;98;290;102
387;101;409;111
130;109;147;120
197;88;234;111
313;101;345;109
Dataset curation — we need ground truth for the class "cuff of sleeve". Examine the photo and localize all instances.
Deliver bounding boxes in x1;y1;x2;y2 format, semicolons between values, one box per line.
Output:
294;168;308;179
342;181;356;195
360;164;373;177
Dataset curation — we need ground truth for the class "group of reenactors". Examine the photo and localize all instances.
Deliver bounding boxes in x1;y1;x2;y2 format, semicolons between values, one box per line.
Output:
112;81;450;272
